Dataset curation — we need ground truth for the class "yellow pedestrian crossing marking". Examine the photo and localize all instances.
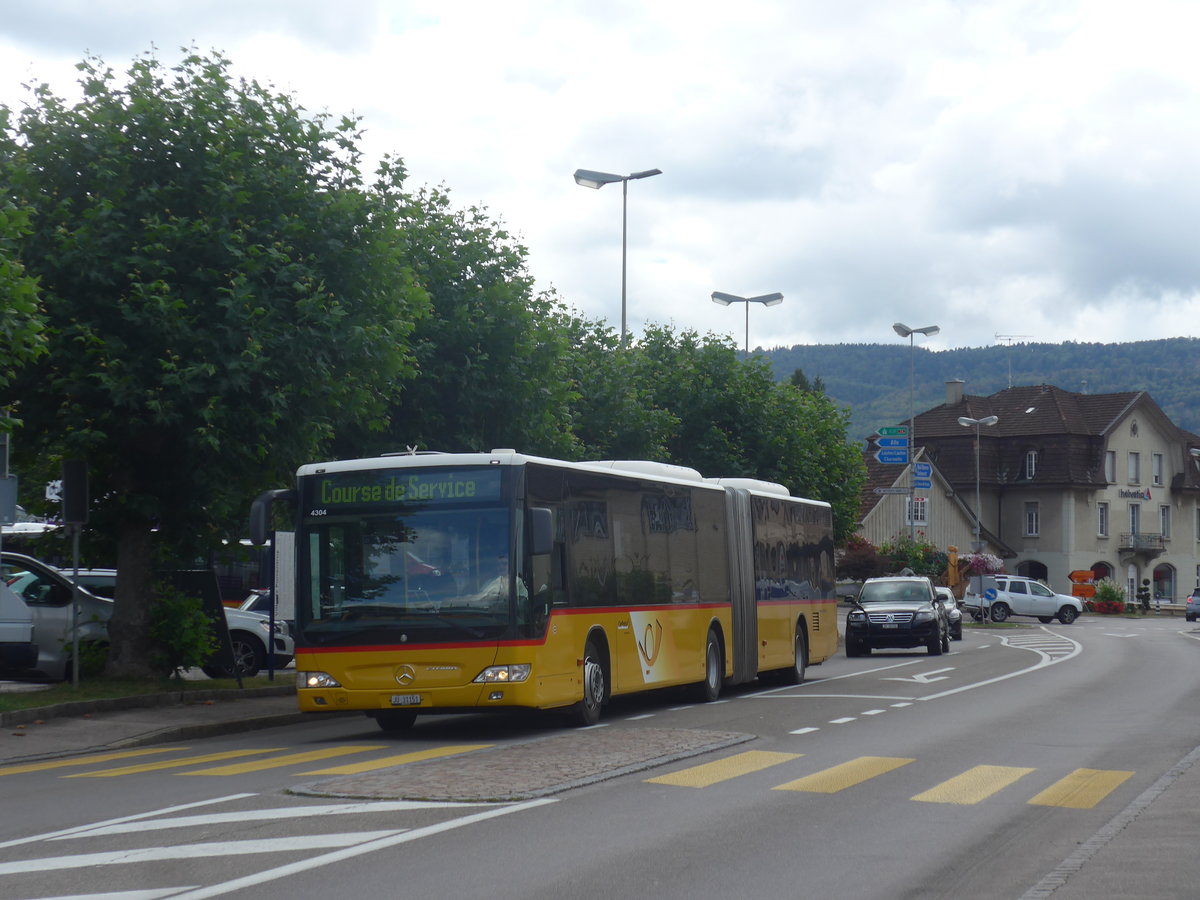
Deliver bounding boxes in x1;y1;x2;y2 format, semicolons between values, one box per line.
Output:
180;745;388;776
912;765;1034;804
645;750;801;788
303;744;494;775
0;748;176;777
1028;768;1134;809
774;756;914;793
65;748;285;778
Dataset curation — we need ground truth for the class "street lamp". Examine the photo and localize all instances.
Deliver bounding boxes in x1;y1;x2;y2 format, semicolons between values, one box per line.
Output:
958;415;999;551
893;322;940;540
574;167;662;347
711;291;784;353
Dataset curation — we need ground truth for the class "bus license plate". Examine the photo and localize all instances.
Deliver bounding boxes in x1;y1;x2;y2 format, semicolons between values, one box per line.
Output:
390;694;421;706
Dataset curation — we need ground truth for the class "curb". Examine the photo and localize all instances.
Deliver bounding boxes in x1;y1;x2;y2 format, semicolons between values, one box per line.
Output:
0;683;296;728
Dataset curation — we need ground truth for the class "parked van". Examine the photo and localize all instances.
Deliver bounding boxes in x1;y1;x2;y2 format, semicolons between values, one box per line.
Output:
0;579;37;672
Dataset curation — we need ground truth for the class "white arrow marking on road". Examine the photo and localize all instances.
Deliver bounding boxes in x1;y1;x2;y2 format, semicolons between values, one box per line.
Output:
882;667;954;684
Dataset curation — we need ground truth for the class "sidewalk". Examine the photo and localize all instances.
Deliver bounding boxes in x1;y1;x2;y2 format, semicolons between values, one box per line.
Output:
0;682;308;765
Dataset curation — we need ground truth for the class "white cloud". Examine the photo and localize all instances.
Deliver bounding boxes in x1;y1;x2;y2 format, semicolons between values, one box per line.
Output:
2;0;1199;351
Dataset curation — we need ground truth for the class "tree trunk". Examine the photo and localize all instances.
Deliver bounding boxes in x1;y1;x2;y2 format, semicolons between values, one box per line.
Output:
104;519;159;679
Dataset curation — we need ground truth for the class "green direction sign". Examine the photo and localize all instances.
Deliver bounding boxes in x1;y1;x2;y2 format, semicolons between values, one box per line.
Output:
878;426;909;436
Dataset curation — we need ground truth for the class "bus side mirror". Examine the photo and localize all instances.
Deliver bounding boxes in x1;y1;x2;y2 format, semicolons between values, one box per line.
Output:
250;488;295;546
529;507;553;556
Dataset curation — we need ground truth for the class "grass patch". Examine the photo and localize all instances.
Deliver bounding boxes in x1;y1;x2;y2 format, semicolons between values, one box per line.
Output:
0;671;294;713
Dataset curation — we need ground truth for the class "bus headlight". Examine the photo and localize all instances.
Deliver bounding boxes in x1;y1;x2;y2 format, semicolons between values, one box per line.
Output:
473;664;531;683
299;671;342;688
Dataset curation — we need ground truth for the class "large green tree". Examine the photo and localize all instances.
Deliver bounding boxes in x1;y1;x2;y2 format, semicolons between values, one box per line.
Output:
336;186;579;460
0;194;45;397
623;326;866;540
0;51;428;676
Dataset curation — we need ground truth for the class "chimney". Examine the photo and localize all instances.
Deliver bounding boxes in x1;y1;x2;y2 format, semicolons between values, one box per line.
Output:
946;379;964;406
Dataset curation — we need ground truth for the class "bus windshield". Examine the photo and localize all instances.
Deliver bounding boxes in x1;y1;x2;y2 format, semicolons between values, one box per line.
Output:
299;503;522;646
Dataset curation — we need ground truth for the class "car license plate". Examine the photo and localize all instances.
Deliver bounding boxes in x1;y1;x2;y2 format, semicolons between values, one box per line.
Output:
390;694;421;706
882;623;898;629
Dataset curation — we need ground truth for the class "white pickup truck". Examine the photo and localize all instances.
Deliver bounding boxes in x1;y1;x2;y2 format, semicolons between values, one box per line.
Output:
0;579;37;673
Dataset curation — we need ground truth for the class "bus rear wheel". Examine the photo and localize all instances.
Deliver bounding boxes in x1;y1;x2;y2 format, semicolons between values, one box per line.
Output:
693;629;723;702
572;639;606;726
781;628;807;685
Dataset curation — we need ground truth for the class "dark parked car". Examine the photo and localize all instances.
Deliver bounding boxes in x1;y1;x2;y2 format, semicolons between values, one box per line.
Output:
846;576;949;657
1186;588;1200;623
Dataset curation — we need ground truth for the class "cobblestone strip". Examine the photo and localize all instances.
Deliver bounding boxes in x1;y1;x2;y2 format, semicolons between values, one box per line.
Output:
294;728;754;802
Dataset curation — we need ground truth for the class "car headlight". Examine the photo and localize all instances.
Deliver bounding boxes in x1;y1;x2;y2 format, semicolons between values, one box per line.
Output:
914;609;935;623
847;610;866;624
299;671;342;688
473;664;531;683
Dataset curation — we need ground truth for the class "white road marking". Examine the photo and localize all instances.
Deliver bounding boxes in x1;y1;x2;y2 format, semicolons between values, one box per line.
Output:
0;794;256;851
166;799;556;899
52;800;494;839
0;832;404;876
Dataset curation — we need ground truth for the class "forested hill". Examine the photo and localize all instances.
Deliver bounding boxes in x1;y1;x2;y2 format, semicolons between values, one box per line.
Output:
763;337;1200;442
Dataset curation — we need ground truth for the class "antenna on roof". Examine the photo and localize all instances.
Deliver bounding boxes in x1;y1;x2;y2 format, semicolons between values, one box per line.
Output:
995;334;1034;389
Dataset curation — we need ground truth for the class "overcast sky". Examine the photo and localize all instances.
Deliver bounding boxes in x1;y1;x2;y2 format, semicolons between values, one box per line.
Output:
3;0;1198;352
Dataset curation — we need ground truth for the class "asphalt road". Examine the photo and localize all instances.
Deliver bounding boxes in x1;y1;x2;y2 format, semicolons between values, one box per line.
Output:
1;614;1198;899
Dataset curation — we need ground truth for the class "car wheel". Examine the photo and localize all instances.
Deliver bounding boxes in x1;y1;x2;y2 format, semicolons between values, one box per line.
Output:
204;633;266;679
1057;606;1078;625
694;629;723;702
941;630;950;652
927;634;943;656
572;638;606;726
951;624;963;641
990;602;1011;623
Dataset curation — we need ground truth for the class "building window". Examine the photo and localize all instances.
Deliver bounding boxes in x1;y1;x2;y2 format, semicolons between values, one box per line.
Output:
1161;505;1171;539
1128;452;1140;484
907;496;928;525
1023;450;1038;480
1129;503;1140;534
1152;453;1164;487
1097;502;1109;538
1105;450;1116;483
1024;501;1040;537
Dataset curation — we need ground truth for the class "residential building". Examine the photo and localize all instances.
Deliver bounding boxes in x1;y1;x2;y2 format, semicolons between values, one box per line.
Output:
867;380;1200;601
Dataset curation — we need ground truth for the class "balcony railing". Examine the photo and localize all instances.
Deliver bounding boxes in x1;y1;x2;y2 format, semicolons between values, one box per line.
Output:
1119;532;1166;553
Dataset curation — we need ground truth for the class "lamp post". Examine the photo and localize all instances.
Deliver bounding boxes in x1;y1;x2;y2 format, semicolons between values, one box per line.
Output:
574;167;662;347
892;322;940;540
711;292;784;353
958;414;998;620
960;415;998;549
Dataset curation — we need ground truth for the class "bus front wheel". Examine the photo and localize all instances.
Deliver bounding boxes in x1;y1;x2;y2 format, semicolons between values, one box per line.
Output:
573;639;606;726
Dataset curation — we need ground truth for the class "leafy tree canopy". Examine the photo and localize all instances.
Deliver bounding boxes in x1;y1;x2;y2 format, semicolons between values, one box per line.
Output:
0;193;45;403
0;50;428;675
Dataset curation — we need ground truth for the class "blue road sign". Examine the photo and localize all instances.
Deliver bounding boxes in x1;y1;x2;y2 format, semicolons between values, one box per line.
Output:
913;478;932;490
875;448;909;465
984;588;998;602
875;437;909;448
914;462;931;478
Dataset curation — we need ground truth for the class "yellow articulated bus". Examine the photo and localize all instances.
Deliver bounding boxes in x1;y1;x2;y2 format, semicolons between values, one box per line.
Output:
250;450;838;731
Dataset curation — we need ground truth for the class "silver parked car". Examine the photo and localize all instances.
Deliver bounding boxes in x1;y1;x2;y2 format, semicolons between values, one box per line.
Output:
934;586;963;640
1;552;293;680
